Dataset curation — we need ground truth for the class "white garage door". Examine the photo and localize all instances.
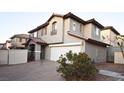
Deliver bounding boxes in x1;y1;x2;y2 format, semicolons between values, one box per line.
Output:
50;46;81;61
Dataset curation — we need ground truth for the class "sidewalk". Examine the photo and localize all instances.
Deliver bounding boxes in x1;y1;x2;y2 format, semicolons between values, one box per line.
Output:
99;70;124;80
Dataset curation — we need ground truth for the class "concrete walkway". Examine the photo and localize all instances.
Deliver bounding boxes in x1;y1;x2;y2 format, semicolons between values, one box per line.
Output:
99;70;124;80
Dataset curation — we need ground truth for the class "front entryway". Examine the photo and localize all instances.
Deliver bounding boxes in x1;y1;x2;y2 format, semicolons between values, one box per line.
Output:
28;44;35;61
40;45;45;60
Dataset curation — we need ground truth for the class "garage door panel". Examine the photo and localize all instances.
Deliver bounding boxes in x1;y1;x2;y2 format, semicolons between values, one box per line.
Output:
50;46;81;61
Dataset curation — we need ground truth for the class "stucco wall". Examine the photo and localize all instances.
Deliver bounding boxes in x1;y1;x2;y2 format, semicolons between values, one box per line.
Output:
85;42;107;63
38;16;64;44
9;50;27;64
114;52;124;64
0;50;27;65
0;50;8;64
11;37;27;47
101;29;118;46
35;44;41;61
84;23;92;39
63;18;83;43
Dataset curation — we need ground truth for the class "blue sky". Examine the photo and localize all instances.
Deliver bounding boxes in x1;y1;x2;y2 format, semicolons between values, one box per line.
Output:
0;12;124;43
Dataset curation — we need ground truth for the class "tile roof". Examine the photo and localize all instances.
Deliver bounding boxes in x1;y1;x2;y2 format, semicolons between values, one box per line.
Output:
10;34;29;39
86;18;104;29
103;26;120;35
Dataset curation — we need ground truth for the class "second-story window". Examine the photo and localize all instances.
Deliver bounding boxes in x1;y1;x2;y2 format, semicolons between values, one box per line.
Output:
34;32;37;37
41;29;43;36
51;21;57;35
95;26;100;36
19;38;22;42
41;27;47;36
52;21;57;31
72;22;76;31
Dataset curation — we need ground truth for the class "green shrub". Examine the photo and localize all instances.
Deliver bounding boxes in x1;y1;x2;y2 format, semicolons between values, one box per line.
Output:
57;51;98;81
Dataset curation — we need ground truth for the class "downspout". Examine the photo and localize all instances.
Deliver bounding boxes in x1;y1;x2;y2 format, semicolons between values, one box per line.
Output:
62;18;64;43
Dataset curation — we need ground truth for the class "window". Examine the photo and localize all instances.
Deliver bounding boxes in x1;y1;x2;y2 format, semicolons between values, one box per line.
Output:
51;21;57;35
41;27;47;36
72;22;76;31
19;38;22;42
95;27;99;36
41;29;43;36
52;21;57;31
34;32;37;37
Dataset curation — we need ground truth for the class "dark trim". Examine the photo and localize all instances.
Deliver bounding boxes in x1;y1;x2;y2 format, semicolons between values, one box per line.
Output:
103;26;120;35
86;38;110;47
86;18;104;29
48;42;63;45
63;12;86;24
28;22;49;33
67;31;87;40
10;34;29;39
68;31;109;47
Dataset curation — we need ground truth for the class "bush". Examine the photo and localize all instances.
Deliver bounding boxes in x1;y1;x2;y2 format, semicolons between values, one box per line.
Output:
57;51;98;81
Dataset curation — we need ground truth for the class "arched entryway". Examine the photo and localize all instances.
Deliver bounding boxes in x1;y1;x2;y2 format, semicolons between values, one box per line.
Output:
28;44;35;61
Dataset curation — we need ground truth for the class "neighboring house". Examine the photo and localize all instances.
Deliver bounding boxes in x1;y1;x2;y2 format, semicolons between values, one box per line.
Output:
10;34;29;49
0;43;4;49
27;12;109;63
0;40;12;49
101;26;122;62
101;26;120;46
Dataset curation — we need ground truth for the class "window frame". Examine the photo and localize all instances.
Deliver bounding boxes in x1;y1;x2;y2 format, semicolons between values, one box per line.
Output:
72;22;76;31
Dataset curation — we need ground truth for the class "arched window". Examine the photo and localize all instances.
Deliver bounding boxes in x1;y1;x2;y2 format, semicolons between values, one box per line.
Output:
52;21;57;31
51;21;57;35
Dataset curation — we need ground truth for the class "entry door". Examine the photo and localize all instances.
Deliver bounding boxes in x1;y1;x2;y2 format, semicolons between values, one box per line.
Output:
28;44;35;61
40;45;45;59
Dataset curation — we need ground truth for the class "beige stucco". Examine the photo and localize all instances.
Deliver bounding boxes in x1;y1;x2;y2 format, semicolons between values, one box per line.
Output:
34;15;107;62
101;29;118;46
38;16;64;44
63;18;84;43
114;52;124;64
85;42;107;63
11;37;27;48
84;23;92;39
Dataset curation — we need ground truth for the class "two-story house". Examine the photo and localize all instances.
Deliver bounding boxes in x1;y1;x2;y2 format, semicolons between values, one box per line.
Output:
10;34;29;49
28;12;109;63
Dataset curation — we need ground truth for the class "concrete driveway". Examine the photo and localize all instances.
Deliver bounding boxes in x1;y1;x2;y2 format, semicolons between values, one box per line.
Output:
0;60;64;81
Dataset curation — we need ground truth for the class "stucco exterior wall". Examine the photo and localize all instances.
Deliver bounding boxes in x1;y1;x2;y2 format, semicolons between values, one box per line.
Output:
11;37;27;48
101;29;118;46
9;50;27;64
63;18;83;43
85;42;107;63
35;44;41;61
38;16;64;44
0;50;8;64
101;29;111;44
84;23;92;39
45;46;50;60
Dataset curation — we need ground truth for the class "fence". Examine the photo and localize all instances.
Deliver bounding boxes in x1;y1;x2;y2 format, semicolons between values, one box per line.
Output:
114;52;124;64
107;47;124;62
0;49;28;65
